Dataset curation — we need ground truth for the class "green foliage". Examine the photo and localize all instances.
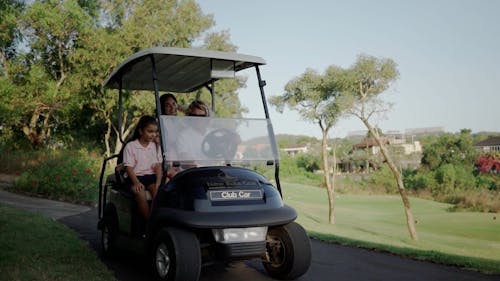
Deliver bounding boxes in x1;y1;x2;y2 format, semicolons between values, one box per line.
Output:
0;0;25;77
405;170;437;190
278;154;324;186
400;130;500;212
421;130;477;171
13;149;100;205
0;205;115;280
1;0;246;154
476;174;500;191
0;0;94;149
437;189;500;213
271;68;342;130
474;151;500;190
296;154;320;172
368;165;397;193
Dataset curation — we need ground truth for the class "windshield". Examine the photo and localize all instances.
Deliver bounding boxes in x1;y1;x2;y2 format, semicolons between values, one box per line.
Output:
159;116;279;167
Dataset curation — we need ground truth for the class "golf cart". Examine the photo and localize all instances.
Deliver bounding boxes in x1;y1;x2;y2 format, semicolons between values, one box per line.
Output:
97;47;311;281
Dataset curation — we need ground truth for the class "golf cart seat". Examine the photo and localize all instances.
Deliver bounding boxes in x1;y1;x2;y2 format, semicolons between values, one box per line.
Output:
115;163;152;200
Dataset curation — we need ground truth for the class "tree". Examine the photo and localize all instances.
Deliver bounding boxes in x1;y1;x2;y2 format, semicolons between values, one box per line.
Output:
1;0;249;154
421;129;477;171
0;0;93;149
419;130;480;193
327;54;418;240
196;30;249;118
72;0;218;156
0;0;25;79
270;68;343;224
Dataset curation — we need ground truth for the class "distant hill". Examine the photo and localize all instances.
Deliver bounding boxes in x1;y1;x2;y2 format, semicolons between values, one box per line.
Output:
275;134;319;148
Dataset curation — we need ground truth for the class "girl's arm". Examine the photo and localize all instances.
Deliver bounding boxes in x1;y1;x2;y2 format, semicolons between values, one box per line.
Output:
154;163;162;188
125;166;144;192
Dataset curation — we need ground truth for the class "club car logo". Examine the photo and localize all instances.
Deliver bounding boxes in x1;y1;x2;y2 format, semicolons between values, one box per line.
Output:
209;190;263;201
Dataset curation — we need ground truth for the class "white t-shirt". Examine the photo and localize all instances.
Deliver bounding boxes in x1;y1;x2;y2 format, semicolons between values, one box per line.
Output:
123;140;162;176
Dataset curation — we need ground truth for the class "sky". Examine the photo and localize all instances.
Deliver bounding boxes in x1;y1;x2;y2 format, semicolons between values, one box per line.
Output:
197;0;500;139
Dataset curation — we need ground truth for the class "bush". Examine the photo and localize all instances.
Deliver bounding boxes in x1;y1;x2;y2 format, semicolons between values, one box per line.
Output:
408;171;437;190
278;154;324;186
296;154;320;172
434;164;476;194
0;145;34;174
476;174;499;191
12;149;101;205
368;165;397;193
440;189;500;213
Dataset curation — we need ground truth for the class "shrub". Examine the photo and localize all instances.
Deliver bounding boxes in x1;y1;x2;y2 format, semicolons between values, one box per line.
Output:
368;165;397;193
476;174;499;191
441;189;500;213
278;154;324;186
13;149;101;205
412;172;437;190
296;154;320;172
435;164;456;191
0;146;35;174
433;164;476;194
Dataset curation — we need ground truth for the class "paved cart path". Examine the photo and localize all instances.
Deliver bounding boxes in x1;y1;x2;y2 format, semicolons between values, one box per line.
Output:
1;189;499;281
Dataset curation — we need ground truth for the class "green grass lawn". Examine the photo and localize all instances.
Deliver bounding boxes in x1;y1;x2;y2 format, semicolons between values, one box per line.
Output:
1;181;499;277
282;181;500;274
0;204;115;281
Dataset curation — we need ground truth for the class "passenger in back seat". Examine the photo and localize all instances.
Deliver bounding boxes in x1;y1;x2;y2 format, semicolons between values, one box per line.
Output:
122;115;162;219
159;93;180;181
160;93;179;116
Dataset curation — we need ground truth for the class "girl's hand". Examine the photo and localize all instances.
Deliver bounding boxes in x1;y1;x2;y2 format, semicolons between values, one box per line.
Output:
132;182;145;193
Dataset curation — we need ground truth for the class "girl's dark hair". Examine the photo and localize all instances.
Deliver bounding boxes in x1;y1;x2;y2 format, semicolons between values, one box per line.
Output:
116;115;157;164
131;115;157;140
160;93;177;115
117;115;157;164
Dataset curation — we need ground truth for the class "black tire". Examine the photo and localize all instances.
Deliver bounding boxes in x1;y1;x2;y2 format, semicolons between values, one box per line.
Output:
263;222;312;280
151;227;201;281
100;207;118;257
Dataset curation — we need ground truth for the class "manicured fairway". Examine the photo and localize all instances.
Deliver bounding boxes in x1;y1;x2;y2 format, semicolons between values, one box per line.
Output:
282;182;500;272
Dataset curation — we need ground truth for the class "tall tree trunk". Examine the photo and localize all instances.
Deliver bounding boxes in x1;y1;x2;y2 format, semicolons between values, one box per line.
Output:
361;118;418;240
321;128;335;224
332;141;337;197
22;107;52;150
0;50;8;79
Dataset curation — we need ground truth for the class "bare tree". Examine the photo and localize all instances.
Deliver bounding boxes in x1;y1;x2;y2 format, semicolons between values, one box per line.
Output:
330;54;418;240
270;69;343;224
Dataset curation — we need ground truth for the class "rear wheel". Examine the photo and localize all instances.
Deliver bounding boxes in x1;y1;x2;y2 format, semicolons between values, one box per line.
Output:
100;207;118;257
151;227;201;281
263;222;311;280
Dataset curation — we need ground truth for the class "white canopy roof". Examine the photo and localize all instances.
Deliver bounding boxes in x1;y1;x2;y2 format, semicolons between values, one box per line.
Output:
103;47;266;92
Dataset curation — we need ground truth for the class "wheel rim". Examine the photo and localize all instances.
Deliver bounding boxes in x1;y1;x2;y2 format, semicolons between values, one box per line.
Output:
102;226;109;251
156;243;171;278
267;235;286;268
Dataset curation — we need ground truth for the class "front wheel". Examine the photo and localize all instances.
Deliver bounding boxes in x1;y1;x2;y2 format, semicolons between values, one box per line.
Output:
151;227;201;281
263;222;311;280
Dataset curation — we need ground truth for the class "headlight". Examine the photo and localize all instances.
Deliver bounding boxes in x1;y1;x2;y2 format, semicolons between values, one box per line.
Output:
212;227;267;244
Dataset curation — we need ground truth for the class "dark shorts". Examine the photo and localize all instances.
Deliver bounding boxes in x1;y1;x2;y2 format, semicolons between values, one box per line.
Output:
126;174;157;190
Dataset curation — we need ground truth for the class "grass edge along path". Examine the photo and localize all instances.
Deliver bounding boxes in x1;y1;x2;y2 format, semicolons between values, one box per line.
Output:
0;204;115;281
281;181;500;275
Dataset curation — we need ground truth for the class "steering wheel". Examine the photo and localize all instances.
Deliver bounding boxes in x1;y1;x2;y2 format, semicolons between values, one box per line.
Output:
201;128;240;159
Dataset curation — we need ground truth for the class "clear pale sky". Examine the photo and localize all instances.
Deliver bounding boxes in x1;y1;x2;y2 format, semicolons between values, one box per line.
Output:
197;0;500;139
